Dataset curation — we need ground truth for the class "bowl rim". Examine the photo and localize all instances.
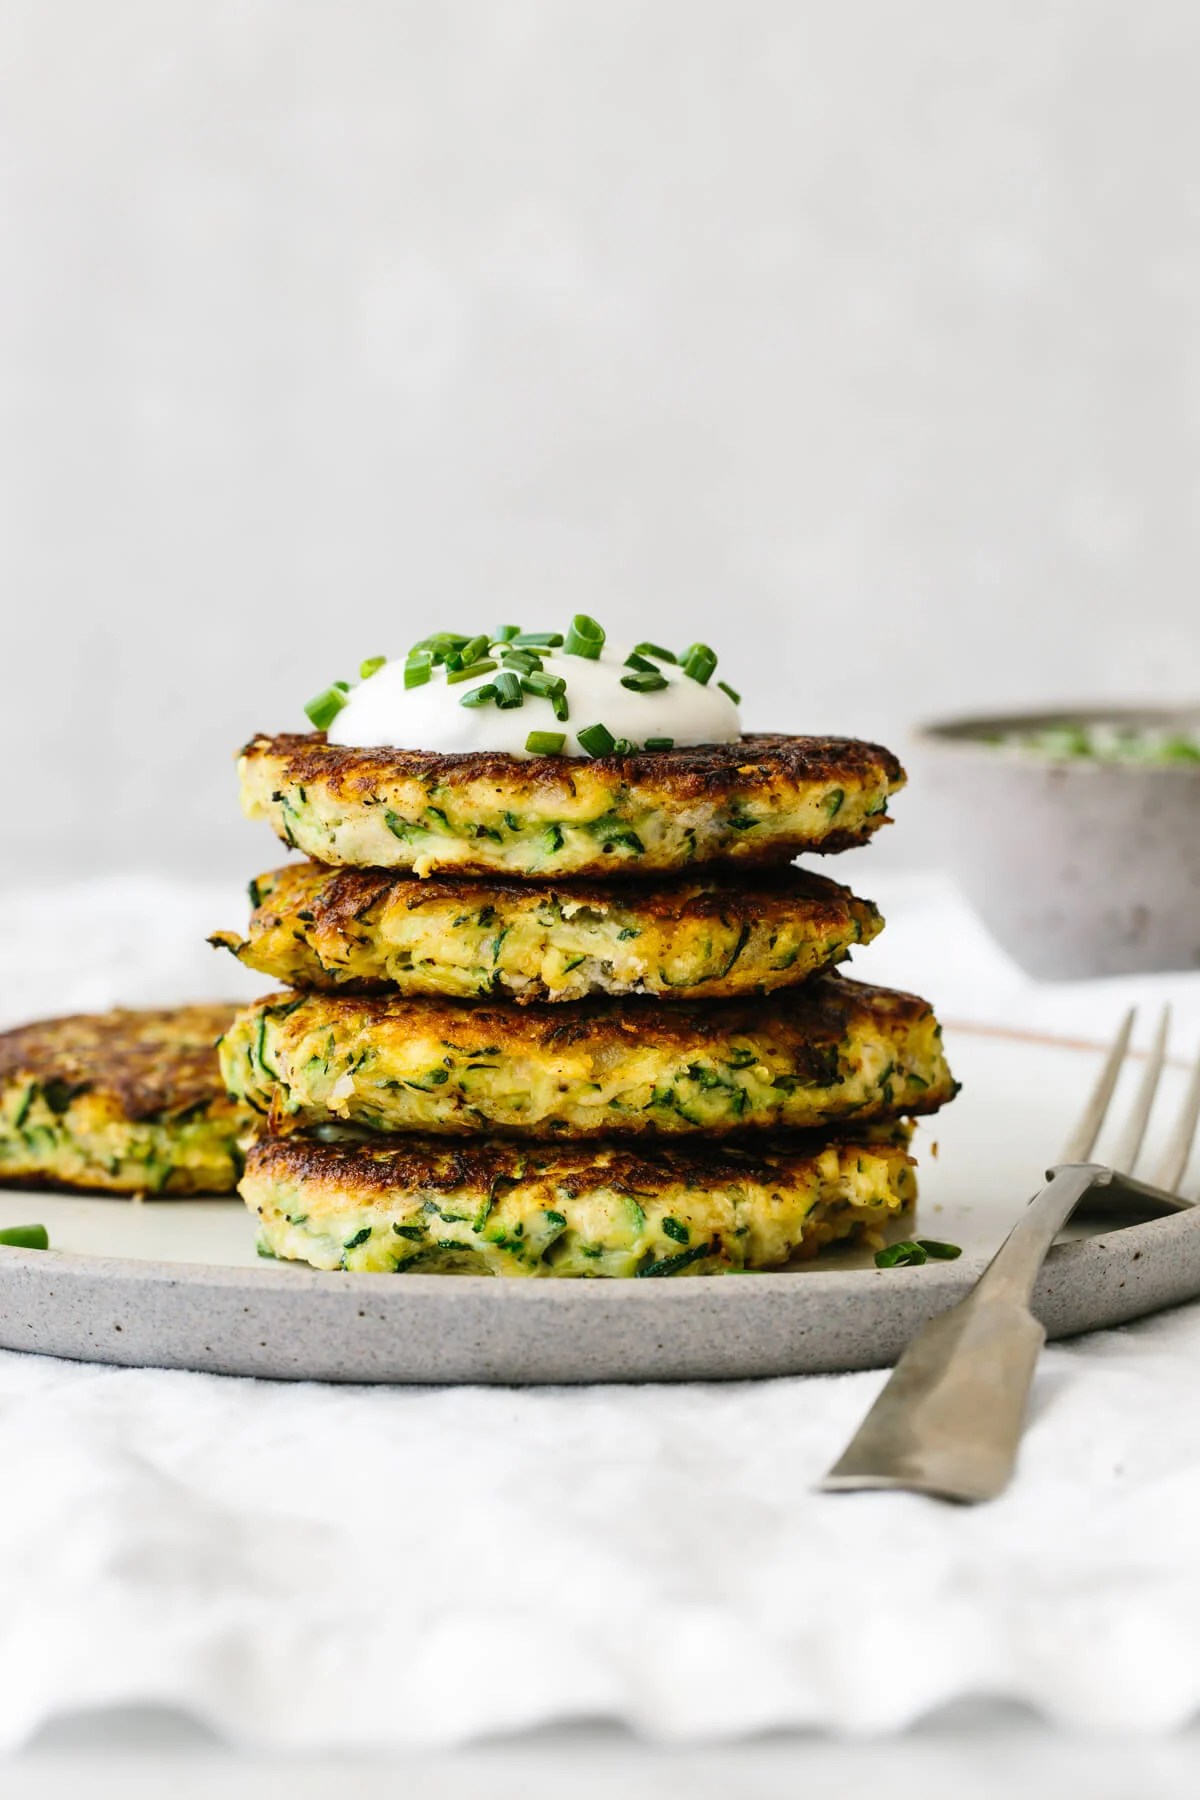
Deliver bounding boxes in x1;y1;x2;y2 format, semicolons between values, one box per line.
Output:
913;701;1200;769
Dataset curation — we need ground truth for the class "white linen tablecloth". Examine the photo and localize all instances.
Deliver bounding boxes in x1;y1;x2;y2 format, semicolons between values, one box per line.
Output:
2;867;1200;1750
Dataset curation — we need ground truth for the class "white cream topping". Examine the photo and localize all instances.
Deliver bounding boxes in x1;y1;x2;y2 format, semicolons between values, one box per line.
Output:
326;641;740;756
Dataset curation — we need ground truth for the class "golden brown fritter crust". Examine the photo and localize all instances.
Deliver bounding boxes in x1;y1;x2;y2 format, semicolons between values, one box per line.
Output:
237;731;905;877
244;1122;919;1275
242;730;904;804
210;860;884;1002
0;1004;253;1195
246;1121;913;1200
219;975;958;1139
0;1005;239;1121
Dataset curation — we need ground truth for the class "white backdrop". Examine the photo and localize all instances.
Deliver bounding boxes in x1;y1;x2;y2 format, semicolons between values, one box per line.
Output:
3;0;1198;882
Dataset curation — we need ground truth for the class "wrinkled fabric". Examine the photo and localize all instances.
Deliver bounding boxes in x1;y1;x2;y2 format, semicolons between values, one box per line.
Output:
1;871;1198;1748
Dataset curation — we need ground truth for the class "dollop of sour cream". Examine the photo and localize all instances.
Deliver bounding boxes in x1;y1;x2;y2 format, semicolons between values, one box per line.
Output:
326;641;741;756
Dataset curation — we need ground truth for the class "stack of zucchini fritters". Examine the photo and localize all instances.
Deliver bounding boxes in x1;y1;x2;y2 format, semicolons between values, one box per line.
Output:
214;659;958;1277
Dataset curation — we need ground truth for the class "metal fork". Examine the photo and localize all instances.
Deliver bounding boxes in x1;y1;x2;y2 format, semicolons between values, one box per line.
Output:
821;1007;1200;1504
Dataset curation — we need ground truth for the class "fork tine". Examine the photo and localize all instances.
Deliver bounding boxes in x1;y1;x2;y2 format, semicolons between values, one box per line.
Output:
1110;1006;1171;1176
1151;1045;1200;1196
1058;1007;1136;1164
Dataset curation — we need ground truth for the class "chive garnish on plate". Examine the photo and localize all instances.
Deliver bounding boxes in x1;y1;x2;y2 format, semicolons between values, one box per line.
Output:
359;655;387;680
0;1224;49;1250
874;1238;962;1269
526;730;566;755
492;671;525;709
718;679;741;704
644;736;675;750
634;641;677;664
620;671;669;693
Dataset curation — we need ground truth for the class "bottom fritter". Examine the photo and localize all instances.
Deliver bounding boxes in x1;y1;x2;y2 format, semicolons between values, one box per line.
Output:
0;1004;252;1196
243;1126;917;1276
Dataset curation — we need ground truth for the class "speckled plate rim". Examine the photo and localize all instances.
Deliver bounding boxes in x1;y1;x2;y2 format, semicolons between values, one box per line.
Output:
1;1025;1198;1384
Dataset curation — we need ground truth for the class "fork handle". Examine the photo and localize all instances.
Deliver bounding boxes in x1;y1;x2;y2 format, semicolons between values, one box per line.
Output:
973;1162;1107;1309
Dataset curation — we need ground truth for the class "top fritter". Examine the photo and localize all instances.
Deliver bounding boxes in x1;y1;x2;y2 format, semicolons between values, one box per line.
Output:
239;623;904;877
239;732;904;879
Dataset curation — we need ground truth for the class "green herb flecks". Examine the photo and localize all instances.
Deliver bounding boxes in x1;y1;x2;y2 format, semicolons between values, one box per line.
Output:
0;1224;49;1250
564;613;605;659
577;723;616;758
447;658;498;685
681;642;717;684
459;682;499;708
305;684;350;732
874;1238;962;1269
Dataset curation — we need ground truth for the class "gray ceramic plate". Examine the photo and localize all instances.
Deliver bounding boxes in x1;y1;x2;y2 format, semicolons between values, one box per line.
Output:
1;1024;1198;1383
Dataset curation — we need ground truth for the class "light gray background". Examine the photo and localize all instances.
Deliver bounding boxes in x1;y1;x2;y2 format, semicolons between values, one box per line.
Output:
3;0;1198;882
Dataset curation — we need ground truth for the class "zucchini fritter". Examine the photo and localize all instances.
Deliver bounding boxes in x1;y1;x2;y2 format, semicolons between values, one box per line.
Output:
211;861;883;1003
219;976;956;1139
244;1124;917;1276
0;1004;252;1195
238;732;904;878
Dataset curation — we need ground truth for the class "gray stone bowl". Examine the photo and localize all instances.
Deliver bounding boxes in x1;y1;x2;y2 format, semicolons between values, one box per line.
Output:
912;705;1200;979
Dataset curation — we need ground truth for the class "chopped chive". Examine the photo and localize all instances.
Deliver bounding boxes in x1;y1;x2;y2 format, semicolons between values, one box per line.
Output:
682;643;718;684
624;651;658;673
404;653;433;689
644;736;675;750
874;1241;928;1269
564;614;605;659
492;671;525;709
552;691;570;723
0;1223;48;1250
493;624;521;643
458;633;490;668
577;722;616;757
526;730;566;755
333;680;350;692
520;671;566;698
502;649;543;675
305;685;349;731
611;737;636;755
446;658;498;685
359;655;387;680
459;682;498;708
916;1238;962;1260
444;650;464;671
717;679;741;705
635;641;677;664
413;632;470;664
513;631;564;647
620;671;669;693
